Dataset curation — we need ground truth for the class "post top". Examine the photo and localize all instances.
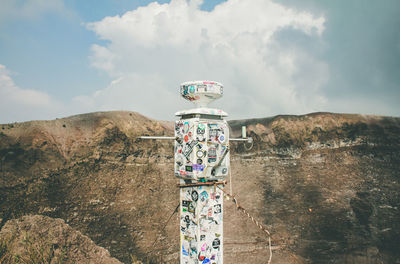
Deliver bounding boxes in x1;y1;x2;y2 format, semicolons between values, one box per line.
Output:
175;107;228;117
180;80;223;108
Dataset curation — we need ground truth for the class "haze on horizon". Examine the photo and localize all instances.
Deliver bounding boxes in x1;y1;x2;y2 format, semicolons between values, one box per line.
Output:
0;0;399;124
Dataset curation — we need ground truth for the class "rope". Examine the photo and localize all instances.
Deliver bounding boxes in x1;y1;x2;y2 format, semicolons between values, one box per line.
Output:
229;166;233;196
216;184;273;264
146;202;180;255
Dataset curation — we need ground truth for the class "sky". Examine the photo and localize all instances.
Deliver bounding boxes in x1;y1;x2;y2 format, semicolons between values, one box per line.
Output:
0;0;399;123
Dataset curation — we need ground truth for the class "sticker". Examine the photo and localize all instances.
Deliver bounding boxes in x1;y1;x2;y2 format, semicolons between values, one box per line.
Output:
211;168;216;176
189;85;195;94
175;121;183;131
185;215;190;223
212;238;220;249
188;202;195;213
185;165;193;172
183;140;198;159
208;148;216;158
182;246;189;256
200;191;209;201
201;243;207;251
193;164;205;171
176;155;183;165
191;190;199;202
197;150;204;158
218;135;225;143
183;122;190;133
209;129;218;141
184;235;194;241
214;204;221;214
183;86;189;95
197;124;206;134
198;84;207;92
184;135;189;142
220;145;226;155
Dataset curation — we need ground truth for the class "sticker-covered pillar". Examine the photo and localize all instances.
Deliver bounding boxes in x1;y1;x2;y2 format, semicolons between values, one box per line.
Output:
175;81;229;264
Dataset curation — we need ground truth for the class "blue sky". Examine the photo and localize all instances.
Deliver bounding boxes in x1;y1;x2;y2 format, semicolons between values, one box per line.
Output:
0;0;399;123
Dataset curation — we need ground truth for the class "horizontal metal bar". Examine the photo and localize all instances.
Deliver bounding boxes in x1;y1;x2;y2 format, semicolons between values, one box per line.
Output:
139;136;176;140
229;137;253;143
140;136;253;142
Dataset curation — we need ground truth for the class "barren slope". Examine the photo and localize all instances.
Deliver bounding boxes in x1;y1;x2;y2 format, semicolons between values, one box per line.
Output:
1;111;399;263
0;215;121;263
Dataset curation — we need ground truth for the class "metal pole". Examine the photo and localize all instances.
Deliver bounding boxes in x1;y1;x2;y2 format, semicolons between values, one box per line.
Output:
229;137;253;143
139;136;176;140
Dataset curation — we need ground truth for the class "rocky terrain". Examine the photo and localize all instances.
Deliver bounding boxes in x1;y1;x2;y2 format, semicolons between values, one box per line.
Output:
0;215;121;263
0;111;399;263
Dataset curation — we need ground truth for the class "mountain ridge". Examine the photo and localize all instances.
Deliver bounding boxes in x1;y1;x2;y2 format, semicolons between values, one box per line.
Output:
1;110;399;263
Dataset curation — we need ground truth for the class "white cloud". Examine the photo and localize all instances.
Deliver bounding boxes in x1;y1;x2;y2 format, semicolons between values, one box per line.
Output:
0;64;63;123
84;0;328;120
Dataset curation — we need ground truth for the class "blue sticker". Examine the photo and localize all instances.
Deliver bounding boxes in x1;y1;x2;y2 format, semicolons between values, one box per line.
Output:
201;191;208;199
193;164;205;171
189;85;195;93
182;246;189;256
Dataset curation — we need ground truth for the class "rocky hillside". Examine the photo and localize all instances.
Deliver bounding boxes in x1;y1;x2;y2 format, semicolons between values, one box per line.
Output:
0;215;121;263
1;111;399;263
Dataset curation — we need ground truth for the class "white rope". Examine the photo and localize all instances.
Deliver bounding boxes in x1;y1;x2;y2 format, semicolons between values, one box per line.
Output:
229;167;233;195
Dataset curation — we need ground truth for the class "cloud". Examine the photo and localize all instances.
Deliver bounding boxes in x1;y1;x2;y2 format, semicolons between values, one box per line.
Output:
84;0;327;120
275;0;400;117
0;64;63;123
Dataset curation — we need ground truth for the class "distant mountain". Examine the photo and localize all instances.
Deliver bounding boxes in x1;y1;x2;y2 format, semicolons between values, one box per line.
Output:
1;111;399;263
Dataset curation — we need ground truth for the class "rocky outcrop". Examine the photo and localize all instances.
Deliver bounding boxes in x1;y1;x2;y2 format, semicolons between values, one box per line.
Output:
0;111;399;263
0;215;121;263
